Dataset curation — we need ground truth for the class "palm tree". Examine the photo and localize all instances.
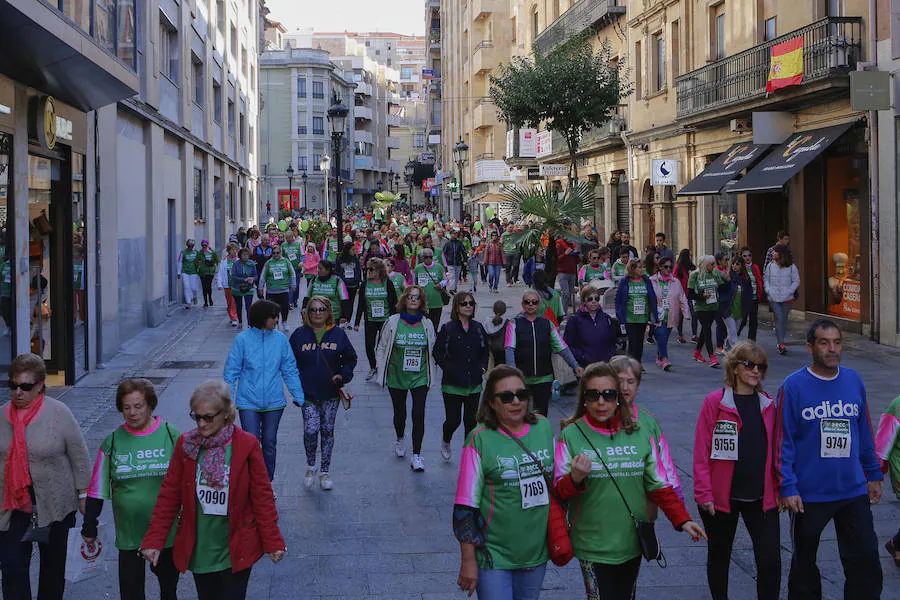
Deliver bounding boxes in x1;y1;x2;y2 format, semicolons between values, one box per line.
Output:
500;182;594;284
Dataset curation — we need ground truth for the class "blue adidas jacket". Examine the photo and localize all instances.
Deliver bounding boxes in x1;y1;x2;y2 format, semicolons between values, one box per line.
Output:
223;328;305;410
289;325;358;404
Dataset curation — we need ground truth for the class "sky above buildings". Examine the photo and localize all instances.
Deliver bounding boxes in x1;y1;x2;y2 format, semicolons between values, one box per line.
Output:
266;0;425;36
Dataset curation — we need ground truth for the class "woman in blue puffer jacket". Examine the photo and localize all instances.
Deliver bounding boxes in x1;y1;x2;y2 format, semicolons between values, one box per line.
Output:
223;299;305;482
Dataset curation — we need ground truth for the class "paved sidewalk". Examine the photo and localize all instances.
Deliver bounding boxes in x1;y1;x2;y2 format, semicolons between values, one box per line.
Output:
38;280;900;599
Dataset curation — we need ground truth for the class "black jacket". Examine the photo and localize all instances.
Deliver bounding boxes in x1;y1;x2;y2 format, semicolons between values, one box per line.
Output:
443;238;468;267
433;320;490;389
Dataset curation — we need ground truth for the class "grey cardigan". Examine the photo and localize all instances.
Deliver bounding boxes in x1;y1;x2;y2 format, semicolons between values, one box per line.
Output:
0;396;91;530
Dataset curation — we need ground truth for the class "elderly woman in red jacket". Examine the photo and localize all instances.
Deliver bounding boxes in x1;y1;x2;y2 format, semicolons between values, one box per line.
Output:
141;380;285;600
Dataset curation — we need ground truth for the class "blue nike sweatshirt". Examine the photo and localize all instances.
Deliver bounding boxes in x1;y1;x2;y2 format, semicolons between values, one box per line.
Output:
776;366;882;502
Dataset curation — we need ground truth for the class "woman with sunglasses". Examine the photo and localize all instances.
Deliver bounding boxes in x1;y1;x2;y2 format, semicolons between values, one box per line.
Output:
141;381;286;600
688;255;730;367
230;248;258;329
258;244;297;332
0;354;91;600
376;286;437;472
354;258;399;381
722;257;754;351
386;258;407;295
614;259;660;364
306;260;350;323
223;300;305;482
555;363;705;600
504;290;582;416
434;292;490;463
692;341;780;600
563;286;618;368
650;256;690;371
290;296;357;491
454;365;554;599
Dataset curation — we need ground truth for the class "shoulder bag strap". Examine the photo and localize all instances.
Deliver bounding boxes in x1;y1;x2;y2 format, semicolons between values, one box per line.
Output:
574;422;639;526
498;424;562;503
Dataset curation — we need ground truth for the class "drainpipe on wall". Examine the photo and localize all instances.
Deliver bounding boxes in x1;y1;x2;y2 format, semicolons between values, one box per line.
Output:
856;0;879;342
621;130;633;232
93;111;104;365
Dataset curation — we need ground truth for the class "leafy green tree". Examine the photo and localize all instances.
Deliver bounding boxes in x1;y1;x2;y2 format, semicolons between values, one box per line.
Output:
490;34;632;183
501;182;595;283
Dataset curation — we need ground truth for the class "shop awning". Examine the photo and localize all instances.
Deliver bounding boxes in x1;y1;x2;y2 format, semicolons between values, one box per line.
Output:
676;143;771;196
728;123;854;194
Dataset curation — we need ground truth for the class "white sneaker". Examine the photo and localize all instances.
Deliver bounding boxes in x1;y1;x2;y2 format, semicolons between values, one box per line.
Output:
393;438;407;458
410;454;425;472
365;368;377;381
230;320;238;327
440;442;452;462
319;473;333;491
303;466;317;489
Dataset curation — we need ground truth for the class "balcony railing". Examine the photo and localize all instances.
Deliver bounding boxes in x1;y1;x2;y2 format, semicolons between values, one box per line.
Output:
535;0;626;56
676;17;862;119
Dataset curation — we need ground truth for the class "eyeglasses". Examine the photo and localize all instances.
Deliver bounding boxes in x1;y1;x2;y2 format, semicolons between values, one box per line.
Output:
494;389;532;404
308;307;328;314
7;380;40;391
189;410;222;423
583;388;619;403
584;296;600;302
407;294;421;300
458;300;476;307
740;360;768;373
522;299;540;306
742;254;752;259
660;264;672;270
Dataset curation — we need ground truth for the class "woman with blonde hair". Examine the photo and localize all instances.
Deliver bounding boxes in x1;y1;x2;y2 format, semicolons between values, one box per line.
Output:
376;285;436;472
688;255;730;367
555;362;704;600
693;341;780;600
614;258;659;364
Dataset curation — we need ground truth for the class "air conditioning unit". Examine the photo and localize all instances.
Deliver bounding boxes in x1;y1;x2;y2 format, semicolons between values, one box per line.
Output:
608;116;626;135
730;119;752;133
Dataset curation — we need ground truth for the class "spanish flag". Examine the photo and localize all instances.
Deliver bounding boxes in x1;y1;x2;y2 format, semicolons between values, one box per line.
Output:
766;37;804;93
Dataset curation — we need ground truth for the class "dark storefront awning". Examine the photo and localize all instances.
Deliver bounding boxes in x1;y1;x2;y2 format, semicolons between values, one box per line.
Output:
728;123;854;194
676;143;771;196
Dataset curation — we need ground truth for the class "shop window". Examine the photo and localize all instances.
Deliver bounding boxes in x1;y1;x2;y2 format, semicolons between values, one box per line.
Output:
714;193;739;254
826;156;863;321
0;133;14;377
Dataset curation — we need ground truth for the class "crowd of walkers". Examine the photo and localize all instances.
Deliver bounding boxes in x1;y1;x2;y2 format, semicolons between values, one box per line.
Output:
3;205;899;600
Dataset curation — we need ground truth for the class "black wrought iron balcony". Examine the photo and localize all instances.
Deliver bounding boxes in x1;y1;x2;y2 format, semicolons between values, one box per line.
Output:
675;17;862;120
534;0;625;56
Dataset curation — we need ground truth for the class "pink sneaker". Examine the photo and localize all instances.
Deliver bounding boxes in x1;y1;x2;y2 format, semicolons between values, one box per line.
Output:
709;355;720;368
693;349;706;363
660;359;673;371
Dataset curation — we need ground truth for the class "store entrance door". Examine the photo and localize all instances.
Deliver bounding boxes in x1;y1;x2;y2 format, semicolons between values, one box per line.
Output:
745;192;787;262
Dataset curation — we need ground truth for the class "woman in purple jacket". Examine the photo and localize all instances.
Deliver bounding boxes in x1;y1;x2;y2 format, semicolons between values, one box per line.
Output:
563;286;618;367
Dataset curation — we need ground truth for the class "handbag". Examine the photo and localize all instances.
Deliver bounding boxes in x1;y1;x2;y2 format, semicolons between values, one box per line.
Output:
574;423;666;566
499;425;573;566
21;489;51;544
317;338;353;410
423;268;450;306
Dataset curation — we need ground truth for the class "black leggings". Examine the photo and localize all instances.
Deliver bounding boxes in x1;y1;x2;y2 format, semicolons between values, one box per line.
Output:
738;301;760;341
0;510;74;600
579;556;641;600
442;392;479;443
625;322;646;363
696;311;716;355
200;274;214;305
389;386;428;454
118;547;179;600
342;286;358;324
530;380;553;416
193;567;251;600
428;307;443;332
364;319;386;369
266;291;290;323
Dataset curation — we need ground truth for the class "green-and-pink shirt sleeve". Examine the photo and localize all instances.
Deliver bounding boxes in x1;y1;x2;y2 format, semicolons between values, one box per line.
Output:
504;320;516;349
875;397;900;463
454;442;484;509
87;448;112;500
577;266;587;283
549;325;568;353
337;278;350;300
553;437;573;486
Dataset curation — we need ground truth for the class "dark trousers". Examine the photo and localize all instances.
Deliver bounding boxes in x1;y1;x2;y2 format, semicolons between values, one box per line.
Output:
118;547;179;600
200;274;214;305
442;392;479;443
193;567;251;600
389;386;428;454
788;494;882;600
427;307;443;332
235;295;253;324
504;253;520;283
696;311;716;355
738;301;760;341
715;314;727;349
625;322;646;363
341;287;358;324
480;264;488;282
531;380;554;416
580;556;641;600
698;501;781;600
266;291;290;323
364;319;386;369
0;509;74;600
678;300;698;338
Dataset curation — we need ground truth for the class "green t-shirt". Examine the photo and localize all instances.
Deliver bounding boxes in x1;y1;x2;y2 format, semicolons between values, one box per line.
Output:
325;238;339;259
386;319;429;390
657;278;671;323
261;258;295;292
282;241;304;269
689;270;724;312
364;280;391;322
309;275;346;320
625;279;650;324
0;260;10;297
458;417;554;569
730;284;743;320
580;265;608;284
73;260;85;290
222;256;237;289
556;418;668;564
181;250;199;275
612;261;628;278
881;397;900;499
90;420;180;550
197;250;219;276
413;263;445;310
537;290;564;324
388;272;406;294
189;444;233;574
747;268;759;300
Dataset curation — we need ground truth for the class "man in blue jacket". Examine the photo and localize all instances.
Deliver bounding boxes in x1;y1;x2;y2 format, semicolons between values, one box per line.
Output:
776;319;882;599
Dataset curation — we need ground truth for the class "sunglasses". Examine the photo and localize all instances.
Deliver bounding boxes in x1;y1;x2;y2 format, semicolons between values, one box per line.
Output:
458;300;476;307
740;360;768;372
7;380;40;392
584;296;600;302
494;389;532;404
407;294;421;300
308;307;328;314
189;410;222;423
583;388;619;403
660;264;672;269
522;299;540;306
742;254;752;259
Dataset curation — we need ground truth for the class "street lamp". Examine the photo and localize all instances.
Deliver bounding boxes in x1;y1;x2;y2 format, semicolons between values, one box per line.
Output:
405;160;415;205
453;139;469;221
388;168;395;192
394;173;401;193
327;94;349;252
376;180;384;194
301;171;308;211
286;163;295;212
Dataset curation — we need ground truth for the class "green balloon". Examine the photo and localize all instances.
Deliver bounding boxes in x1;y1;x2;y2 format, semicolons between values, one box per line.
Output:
428;219;434;227
421;227;429;234
485;207;495;219
300;220;310;232
474;222;483;231
278;220;288;232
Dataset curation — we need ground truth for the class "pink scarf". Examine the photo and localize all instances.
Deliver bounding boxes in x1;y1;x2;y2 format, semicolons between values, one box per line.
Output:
3;393;45;512
182;424;234;488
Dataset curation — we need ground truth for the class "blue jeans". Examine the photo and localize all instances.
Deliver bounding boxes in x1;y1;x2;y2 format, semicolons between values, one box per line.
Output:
770;301;792;346
655;325;672;360
557;272;576;314
477;563;546;600
487;265;501;291
238;408;284;481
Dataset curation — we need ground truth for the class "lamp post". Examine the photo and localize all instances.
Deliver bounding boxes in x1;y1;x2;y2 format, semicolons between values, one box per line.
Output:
376;180;384;195
405;160;415;206
286;163;295;212
388;169;395;192
453;139;469;221
301;171;308;212
327;94;349;253
393;173;400;194
320;154;331;217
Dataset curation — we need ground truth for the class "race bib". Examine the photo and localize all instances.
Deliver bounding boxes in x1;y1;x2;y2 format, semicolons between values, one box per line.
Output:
287;250;298;261
710;420;738;460
196;466;229;516
403;348;423;372
820;418;851;458
371;301;385;318
661;297;670;311
518;460;549;510
633;297;646;315
273;268;284;280
417;274;430;287
704;288;716;304
344;266;355;279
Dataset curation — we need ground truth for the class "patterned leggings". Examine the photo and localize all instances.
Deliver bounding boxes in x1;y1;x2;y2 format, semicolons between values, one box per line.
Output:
302;399;340;473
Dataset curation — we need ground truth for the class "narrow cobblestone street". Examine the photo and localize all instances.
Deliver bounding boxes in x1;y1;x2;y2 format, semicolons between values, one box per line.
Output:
45;282;900;599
